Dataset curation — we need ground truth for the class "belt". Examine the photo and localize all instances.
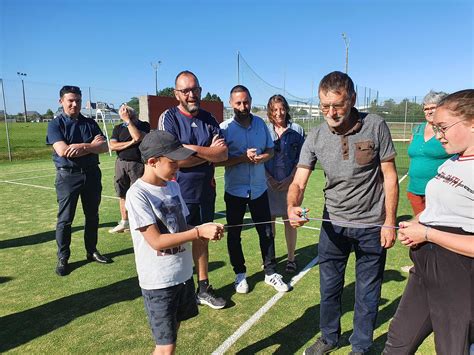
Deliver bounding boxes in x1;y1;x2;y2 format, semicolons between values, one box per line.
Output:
57;166;97;173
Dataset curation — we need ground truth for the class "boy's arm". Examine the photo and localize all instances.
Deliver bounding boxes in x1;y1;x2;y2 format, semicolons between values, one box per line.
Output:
139;223;224;250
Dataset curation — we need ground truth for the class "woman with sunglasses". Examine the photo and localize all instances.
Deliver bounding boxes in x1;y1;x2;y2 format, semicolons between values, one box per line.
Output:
264;95;305;273
406;90;453;215
384;89;474;354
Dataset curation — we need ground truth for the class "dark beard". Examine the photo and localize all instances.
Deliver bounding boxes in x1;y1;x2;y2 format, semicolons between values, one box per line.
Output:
234;108;250;120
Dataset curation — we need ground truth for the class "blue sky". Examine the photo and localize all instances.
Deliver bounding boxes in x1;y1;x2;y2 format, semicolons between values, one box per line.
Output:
1;0;473;113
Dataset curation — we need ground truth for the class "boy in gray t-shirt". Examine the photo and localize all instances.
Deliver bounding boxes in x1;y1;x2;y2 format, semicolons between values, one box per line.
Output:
126;131;224;354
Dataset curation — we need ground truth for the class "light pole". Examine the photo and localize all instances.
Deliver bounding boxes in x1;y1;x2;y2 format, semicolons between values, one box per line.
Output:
17;72;28;122
341;33;349;74
151;61;162;95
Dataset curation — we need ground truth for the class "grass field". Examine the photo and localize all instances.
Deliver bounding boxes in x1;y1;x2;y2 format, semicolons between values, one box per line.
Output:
0;151;436;354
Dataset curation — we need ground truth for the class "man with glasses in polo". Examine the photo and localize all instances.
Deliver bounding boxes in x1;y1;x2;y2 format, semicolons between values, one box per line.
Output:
47;85;112;277
158;71;228;309
287;71;399;354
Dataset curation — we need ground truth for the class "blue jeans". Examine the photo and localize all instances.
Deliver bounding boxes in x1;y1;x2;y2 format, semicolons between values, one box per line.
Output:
55;167;102;259
318;221;386;353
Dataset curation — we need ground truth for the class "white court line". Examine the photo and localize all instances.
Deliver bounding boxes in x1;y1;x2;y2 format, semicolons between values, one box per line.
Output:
1;180;119;200
214;212;321;231
212;256;319;355
0;164;116;178
215;175;224;179
4;174;60;182
1;166;116;183
398;173;408;184
213;174;408;353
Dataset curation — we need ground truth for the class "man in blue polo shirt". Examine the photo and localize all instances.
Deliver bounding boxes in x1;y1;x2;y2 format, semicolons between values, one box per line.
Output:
158;71;228;309
218;85;290;294
46;85;112;276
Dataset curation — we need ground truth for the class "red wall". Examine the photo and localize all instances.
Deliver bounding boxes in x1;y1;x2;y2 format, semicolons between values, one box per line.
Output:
147;95;224;129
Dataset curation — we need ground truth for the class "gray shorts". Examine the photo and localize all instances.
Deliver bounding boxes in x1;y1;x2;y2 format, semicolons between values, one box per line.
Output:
114;159;144;197
141;278;198;345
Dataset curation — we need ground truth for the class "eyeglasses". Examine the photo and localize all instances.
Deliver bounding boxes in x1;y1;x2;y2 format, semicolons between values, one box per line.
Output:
319;101;348;114
423;105;437;112
432;120;465;137
174;86;202;96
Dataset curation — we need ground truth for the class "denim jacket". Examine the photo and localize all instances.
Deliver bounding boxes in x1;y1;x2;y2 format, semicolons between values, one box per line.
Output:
265;122;305;180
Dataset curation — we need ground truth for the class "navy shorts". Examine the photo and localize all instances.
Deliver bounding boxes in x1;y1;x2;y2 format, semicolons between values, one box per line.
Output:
141;278;198;345
186;200;215;226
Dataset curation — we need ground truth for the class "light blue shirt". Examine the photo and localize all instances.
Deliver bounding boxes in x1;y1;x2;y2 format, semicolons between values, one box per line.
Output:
220;115;274;199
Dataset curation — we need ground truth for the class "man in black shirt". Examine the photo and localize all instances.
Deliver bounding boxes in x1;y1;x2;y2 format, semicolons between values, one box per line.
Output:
109;104;150;233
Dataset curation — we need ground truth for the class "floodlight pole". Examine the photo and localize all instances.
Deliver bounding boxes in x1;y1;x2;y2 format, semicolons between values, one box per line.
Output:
342;33;349;74
151;61;162;95
1;78;12;161
237;51;240;84
17;72;28;122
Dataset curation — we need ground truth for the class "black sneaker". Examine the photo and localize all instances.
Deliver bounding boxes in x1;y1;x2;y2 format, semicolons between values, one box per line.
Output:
196;285;226;309
56;258;68;276
303;337;337;355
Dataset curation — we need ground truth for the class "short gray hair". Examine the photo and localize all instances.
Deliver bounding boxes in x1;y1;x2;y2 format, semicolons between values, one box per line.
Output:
121;104;137;120
423;90;448;106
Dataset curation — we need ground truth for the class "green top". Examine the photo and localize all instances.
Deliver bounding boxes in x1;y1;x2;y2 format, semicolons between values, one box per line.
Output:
407;122;453;195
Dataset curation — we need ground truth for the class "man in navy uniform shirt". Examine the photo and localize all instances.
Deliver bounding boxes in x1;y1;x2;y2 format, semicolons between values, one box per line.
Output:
158;71;228;309
47;85;112;276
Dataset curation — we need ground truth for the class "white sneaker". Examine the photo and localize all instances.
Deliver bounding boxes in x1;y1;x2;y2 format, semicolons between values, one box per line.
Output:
109;220;129;234
265;273;290;292
234;273;249;294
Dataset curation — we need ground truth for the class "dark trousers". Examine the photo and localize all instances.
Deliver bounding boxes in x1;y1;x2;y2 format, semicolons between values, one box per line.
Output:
224;191;276;276
186;193;216;226
318;221;386;353
55;167;102;259
384;242;473;355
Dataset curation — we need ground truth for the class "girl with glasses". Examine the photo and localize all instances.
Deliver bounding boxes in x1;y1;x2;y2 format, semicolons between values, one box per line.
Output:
384;89;474;354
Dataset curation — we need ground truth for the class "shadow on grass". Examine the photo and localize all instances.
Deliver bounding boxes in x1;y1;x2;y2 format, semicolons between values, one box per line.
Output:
0;276;141;352
66;247;135;273
236;304;321;354
213;243;318;311
208;260;226;273
235;268;405;353
0;222;117;249
0;276;14;284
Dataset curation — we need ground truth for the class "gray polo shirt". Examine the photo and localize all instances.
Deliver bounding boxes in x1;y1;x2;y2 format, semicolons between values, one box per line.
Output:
298;110;396;226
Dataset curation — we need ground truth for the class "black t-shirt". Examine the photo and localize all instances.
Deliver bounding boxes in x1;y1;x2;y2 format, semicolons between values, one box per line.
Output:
111;120;151;161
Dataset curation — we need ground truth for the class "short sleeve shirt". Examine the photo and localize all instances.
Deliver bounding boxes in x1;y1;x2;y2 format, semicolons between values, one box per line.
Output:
407;122;452;195
111;120;151;162
220;115;274;199
159;107;221;204
420;155;474;233
125;179;193;290
46;113;104;168
298;110;396;226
